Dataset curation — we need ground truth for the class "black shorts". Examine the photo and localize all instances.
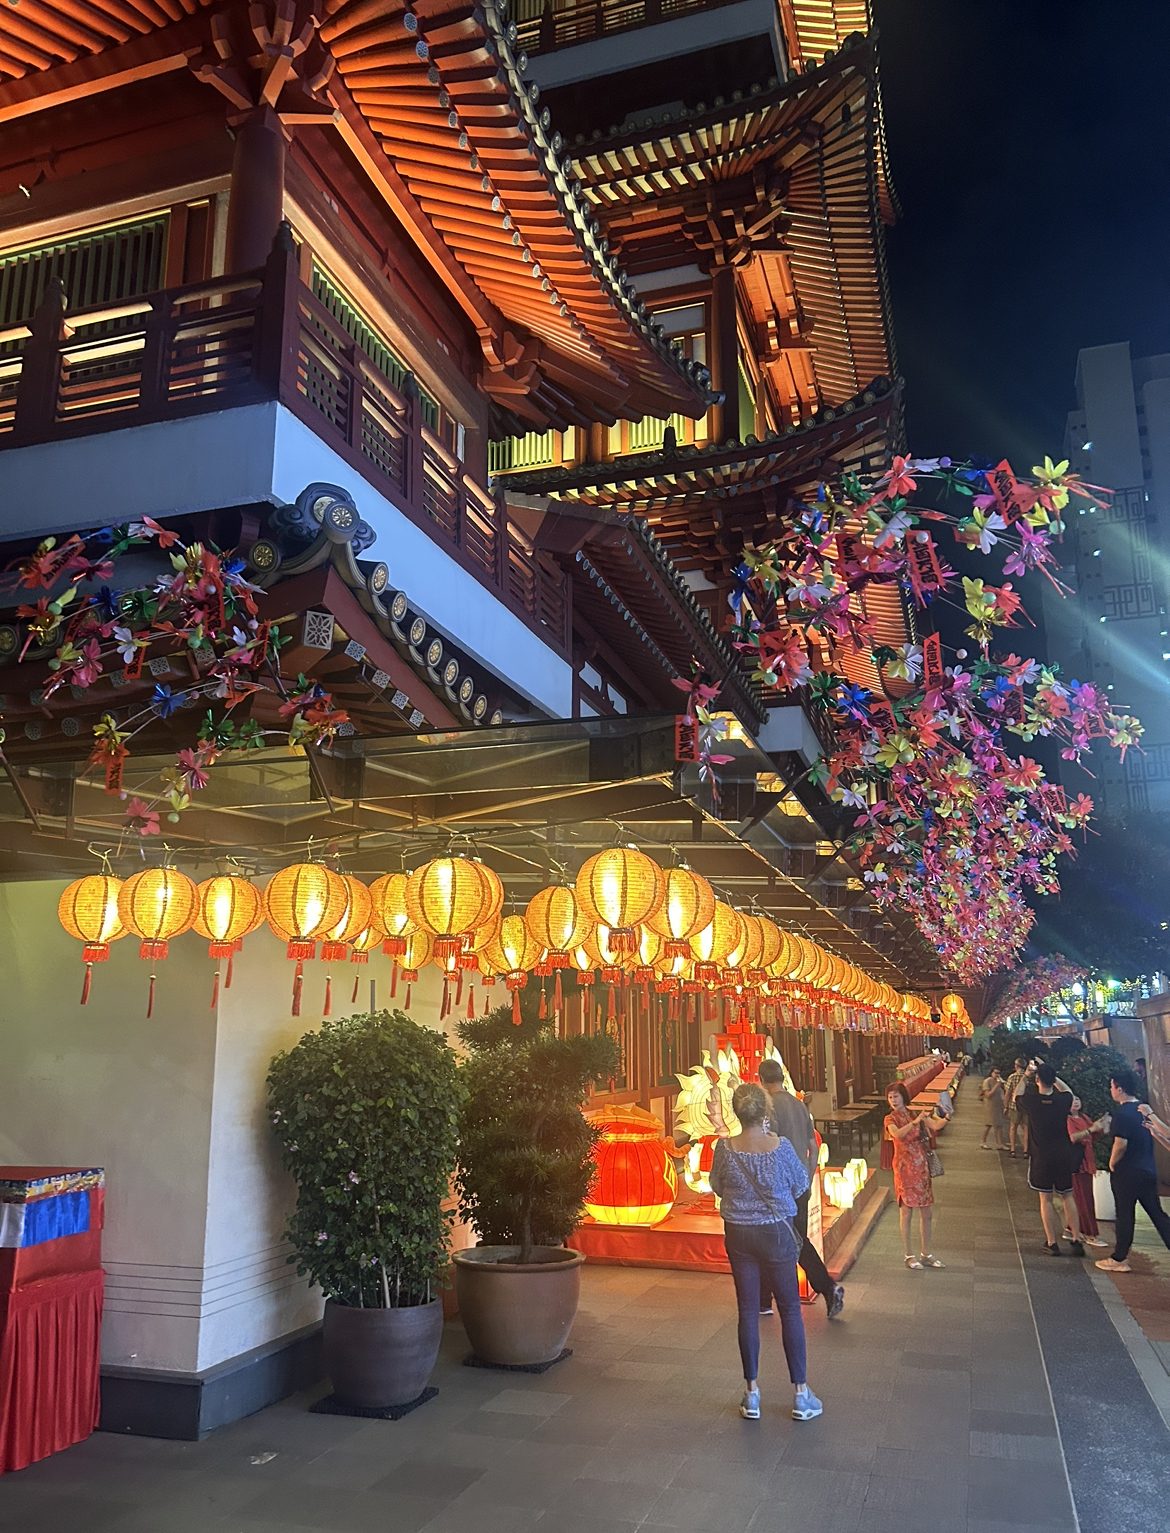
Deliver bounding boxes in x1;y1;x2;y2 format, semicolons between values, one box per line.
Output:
1028;1150;1073;1195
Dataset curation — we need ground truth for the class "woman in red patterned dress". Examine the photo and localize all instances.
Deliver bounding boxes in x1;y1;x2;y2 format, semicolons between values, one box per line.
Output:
885;1082;943;1270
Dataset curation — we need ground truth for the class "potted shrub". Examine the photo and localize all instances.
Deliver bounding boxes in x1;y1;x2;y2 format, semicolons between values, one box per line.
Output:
268;1010;463;1407
453;993;619;1365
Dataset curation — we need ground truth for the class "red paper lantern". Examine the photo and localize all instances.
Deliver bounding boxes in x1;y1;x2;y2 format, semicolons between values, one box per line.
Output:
584;1108;678;1228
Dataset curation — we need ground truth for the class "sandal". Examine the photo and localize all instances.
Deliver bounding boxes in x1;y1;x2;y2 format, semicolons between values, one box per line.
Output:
904;1255;924;1270
920;1254;944;1268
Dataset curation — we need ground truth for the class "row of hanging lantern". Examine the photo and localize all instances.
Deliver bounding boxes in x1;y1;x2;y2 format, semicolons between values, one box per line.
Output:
56;847;957;1029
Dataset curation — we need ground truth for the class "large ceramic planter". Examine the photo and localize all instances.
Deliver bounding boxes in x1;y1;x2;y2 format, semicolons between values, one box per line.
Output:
453;1246;585;1366
322;1296;444;1407
1093;1169;1116;1222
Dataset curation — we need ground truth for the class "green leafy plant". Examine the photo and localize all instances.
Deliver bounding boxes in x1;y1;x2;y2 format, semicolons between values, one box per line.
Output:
987;1025;1050;1078
268;1010;464;1307
455;989;619;1265
1049;1035;1086;1065
1059;1043;1136;1169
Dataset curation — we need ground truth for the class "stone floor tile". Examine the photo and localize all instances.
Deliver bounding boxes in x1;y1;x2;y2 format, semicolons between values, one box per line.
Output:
577;1447;686;1485
235;1481;447;1532
539;1475;663;1522
966;1461;1073;1527
418;1499;543;1533
370;1458;484;1500
478;1387;571;1417
969;1431;1062;1464
646;1484;765;1531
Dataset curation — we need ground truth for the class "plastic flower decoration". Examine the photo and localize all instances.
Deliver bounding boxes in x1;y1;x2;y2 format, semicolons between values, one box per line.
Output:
728;453;1138;980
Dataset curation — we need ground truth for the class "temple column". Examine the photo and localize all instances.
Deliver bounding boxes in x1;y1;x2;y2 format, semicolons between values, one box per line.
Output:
225;107;286;275
710;264;739;444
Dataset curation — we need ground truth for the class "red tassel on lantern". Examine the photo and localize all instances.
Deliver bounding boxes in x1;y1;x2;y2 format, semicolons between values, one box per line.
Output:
390;963;399;999
405;982;412;1010
292;959;304;1017
324;975;333;1017
147;970;157;1020
554;970;563;1013
467;985;476;1019
351;974;360;1004
512;989;521;1024
539;984;548;1020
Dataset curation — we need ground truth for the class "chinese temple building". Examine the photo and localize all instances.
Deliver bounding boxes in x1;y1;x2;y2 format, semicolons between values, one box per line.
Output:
0;0;950;1438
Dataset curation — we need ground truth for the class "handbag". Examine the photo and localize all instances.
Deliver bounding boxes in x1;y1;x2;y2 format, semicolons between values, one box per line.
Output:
920;1119;944;1178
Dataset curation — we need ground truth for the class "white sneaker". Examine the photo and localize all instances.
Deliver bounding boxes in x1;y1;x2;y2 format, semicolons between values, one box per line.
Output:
792;1385;823;1421
740;1388;760;1419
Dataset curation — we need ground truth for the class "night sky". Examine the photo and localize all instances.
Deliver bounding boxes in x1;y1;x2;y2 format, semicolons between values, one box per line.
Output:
874;0;1170;468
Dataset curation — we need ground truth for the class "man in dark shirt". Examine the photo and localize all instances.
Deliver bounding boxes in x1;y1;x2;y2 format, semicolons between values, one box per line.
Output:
1014;1062;1085;1257
758;1060;845;1320
1096;1068;1170;1273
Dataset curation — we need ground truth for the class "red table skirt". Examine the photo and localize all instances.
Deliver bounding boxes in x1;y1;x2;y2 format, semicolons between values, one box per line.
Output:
0;1269;103;1474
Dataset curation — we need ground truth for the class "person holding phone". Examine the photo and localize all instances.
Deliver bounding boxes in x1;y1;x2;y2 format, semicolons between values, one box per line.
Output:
885;1082;943;1270
1013;1063;1085;1256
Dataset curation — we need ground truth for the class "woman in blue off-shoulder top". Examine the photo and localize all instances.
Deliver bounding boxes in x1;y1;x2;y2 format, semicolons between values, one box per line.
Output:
709;1082;822;1423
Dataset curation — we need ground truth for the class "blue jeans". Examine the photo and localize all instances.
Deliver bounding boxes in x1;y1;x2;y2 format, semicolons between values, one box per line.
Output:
724;1219;807;1384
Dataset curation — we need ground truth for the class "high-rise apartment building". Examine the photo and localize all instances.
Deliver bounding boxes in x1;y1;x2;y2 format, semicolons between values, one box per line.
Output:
1046;342;1170;813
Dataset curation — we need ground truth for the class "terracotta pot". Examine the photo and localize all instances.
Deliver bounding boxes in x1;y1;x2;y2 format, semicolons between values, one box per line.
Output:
452;1246;585;1365
322;1296;444;1407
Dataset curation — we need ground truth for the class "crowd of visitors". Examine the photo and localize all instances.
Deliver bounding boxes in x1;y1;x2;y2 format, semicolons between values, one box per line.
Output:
711;1041;1170;1431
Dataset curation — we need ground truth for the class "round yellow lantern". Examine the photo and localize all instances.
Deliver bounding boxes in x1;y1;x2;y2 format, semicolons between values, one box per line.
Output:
646;866;716;958
690;901;745;984
193;874;265;1003
370;871;418;959
405;856;498;961
755;916;783;974
319;875;374;961
118;867;199;1017
346;921;385;1008
390;926;432;1012
58;873;125;1005
265;862;349;1015
525;884;593;966
483;913;544;1022
317;874;374;1014
575;846;664;953
194;875;265;958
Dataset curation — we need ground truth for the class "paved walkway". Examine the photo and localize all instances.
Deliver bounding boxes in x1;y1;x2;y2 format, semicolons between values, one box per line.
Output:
4;1095;1170;1533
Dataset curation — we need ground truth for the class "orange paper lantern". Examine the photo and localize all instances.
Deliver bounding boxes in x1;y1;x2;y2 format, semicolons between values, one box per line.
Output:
525;885;592;965
405;857;498;961
483;914;544;1022
265;863;349;1015
690;901;744;984
585;1108;678;1227
193;874;265;1005
318;875;374;1015
320;875;374;959
118;867;199;1017
369;871;418;959
575;847;664;953
58;874;125;1005
646;866;716;958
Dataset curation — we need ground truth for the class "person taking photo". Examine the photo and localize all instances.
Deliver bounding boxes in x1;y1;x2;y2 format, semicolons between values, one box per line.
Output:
1013;1062;1085;1257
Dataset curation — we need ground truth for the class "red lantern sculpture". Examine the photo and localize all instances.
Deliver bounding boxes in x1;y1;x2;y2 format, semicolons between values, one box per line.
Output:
584;1106;678;1227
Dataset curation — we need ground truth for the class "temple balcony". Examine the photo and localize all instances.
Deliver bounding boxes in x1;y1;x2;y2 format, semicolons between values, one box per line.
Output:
0;233;574;718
